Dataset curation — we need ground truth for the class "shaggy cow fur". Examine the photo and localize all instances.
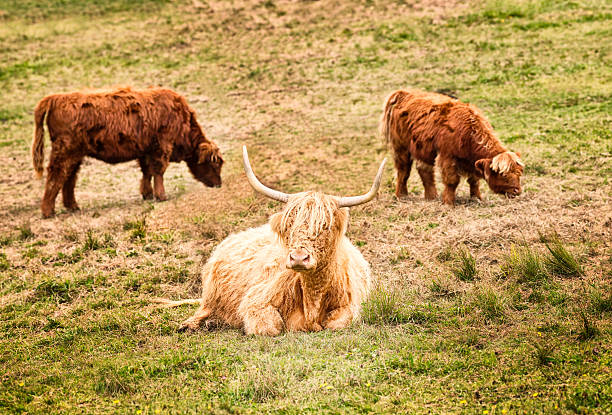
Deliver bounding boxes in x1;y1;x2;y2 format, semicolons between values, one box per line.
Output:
380;89;524;205
32;87;223;217
157;191;372;336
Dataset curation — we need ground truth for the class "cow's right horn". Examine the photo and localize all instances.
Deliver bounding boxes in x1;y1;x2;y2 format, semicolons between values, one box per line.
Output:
337;158;387;208
242;146;290;203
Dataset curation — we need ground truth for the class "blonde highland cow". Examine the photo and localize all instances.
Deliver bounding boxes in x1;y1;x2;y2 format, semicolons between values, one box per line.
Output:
156;147;385;336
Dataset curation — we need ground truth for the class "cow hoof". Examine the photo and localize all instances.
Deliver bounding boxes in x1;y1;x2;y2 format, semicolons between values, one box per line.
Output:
178;323;195;332
41;211;55;218
142;193;154;200
65;205;80;212
307;322;323;332
155;195;168;202
322;320;346;330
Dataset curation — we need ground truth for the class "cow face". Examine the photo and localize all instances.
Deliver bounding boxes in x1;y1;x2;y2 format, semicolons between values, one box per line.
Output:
269;192;348;272
241;145;385;272
475;151;524;197
187;142;223;188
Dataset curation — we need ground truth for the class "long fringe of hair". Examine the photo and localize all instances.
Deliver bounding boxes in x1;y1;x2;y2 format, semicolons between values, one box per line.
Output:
491;151;524;174
278;192;340;240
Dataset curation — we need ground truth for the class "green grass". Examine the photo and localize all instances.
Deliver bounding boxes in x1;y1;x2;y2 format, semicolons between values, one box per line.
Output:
361;286;408;325
0;0;611;413
501;244;550;284
543;234;585;278
473;286;506;323
451;247;477;282
123;218;147;241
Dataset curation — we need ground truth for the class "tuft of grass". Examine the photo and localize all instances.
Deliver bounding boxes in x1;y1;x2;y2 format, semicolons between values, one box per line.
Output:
588;286;612;315
543;235;584;278
82;230;102;251
123;218;147;240
436;246;454;262
0;252;10;271
473;287;506;323
362;286;408;325
63;230;80;242
94;364;136;396
577;311;599;341
34;278;74;304
500;244;550;284
0;234;12;246
451;248;477;282
17;223;35;241
389;246;411;264
429;276;457;297
532;340;555;366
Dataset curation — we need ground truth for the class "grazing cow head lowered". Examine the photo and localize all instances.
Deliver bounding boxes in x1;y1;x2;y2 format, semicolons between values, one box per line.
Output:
186;114;223;188
32;87;225;217
380;89;526;205
475;151;524;198
243;146;386;274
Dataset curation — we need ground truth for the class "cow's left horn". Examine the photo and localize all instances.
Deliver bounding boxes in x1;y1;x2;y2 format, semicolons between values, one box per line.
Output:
242;146;290;203
337;158;387;208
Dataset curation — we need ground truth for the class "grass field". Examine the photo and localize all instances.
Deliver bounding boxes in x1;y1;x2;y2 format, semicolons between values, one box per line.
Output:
1;0;611;413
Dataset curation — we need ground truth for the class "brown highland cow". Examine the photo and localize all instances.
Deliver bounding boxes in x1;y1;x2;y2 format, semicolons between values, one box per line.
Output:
380;89;524;205
155;147;386;336
32;87;223;217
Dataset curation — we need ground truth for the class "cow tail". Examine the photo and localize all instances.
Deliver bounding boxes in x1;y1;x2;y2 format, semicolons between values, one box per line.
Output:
151;298;202;308
379;91;398;149
32;96;51;179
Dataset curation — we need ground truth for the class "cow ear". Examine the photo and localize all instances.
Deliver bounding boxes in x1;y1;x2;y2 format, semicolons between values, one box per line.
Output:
198;142;219;164
334;207;349;236
475;158;492;177
514;151;522;158
269;212;283;235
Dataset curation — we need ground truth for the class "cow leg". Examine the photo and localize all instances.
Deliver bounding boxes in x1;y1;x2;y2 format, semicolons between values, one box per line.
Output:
285;308;307;332
242;305;284;336
322;306;353;330
393;152;412;198
301;291;324;332
416;161;437;200
179;305;211;332
41;153;78;218
468;175;482;200
138;158;154;200
62;159;82;211
439;157;460;206
151;159;169;201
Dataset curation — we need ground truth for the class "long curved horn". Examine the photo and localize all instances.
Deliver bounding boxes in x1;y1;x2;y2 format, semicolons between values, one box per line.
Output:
337;158;387;208
242;146;290;203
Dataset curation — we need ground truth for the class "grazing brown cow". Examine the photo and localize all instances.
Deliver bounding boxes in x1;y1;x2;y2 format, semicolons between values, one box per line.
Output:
32;87;223;217
154;147;385;336
380;89;524;205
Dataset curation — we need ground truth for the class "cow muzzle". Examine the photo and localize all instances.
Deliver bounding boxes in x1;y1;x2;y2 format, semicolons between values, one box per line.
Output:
505;187;521;198
287;249;314;271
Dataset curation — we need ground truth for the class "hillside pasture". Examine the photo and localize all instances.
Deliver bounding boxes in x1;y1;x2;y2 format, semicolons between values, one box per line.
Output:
0;0;611;413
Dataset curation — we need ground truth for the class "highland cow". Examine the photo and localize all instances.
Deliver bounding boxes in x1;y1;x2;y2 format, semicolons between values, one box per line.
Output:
155;146;385;336
32;87;223;217
380;89;524;205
